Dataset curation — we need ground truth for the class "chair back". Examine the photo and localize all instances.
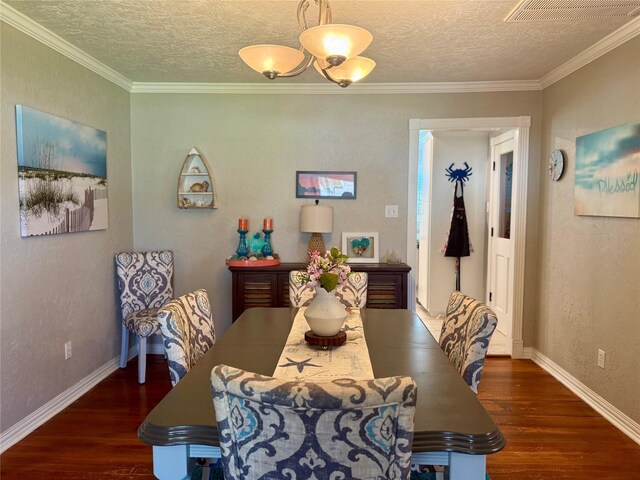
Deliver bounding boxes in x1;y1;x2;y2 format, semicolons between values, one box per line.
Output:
289;270;368;308
115;251;174;320
211;365;416;480
439;291;497;394
158;289;216;386
336;271;368;308
288;270;315;307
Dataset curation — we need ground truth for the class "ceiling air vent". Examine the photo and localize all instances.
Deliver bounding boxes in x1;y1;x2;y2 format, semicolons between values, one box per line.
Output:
505;0;640;21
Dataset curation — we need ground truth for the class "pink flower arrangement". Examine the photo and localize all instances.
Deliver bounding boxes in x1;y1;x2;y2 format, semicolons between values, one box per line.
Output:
303;247;351;293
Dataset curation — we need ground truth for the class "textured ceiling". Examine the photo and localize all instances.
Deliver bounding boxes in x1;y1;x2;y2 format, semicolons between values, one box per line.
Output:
3;0;638;84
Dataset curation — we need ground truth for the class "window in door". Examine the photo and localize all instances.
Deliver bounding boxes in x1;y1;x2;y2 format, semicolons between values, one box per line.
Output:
498;152;513;239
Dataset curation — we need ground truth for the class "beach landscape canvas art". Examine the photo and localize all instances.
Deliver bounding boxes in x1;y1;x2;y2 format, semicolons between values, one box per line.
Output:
575;121;640;218
16;106;108;237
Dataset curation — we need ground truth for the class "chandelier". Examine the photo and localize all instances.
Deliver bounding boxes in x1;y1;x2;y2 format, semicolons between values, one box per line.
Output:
239;0;375;88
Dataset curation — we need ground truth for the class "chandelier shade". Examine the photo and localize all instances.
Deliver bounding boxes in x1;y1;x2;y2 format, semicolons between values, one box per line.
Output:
299;24;373;64
315;56;376;84
238;0;375;87
239;45;305;77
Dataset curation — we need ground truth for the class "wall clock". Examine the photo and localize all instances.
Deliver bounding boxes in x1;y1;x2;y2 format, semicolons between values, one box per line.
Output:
548;149;565;181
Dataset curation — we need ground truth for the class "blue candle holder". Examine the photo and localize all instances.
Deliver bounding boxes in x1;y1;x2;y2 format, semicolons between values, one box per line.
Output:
236;229;249;257
261;229;273;257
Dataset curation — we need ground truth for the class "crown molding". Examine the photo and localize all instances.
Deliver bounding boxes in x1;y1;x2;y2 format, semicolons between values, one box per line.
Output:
540;15;640;88
2;0;637;95
0;1;132;91
130;80;542;95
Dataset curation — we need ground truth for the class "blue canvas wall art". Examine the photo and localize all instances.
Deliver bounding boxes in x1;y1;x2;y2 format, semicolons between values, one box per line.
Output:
16;106;108;237
575;121;639;218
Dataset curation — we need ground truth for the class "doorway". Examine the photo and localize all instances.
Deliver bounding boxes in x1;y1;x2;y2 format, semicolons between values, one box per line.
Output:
407;117;530;358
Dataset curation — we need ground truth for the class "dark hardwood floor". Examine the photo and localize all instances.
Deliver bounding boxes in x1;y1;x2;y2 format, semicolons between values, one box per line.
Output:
480;359;640;480
2;356;639;479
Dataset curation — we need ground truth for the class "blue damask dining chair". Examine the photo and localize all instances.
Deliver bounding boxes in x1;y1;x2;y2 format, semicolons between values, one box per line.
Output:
288;270;369;308
157;289;216;386
439;290;498;394
211;364;417;480
115;250;174;384
410;292;498;477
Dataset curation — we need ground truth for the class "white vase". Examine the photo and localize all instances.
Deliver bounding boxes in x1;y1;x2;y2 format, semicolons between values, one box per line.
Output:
304;288;347;336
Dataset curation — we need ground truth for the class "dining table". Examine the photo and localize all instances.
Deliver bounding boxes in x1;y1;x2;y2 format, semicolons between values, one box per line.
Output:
138;307;505;480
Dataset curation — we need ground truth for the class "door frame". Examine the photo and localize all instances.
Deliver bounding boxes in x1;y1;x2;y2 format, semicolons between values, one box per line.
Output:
407;116;530;358
416;131;433;310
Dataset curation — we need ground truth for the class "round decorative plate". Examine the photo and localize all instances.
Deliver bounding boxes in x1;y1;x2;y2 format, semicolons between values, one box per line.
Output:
548;149;565;181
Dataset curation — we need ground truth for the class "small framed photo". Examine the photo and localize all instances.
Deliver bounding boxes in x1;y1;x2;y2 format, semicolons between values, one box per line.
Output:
342;232;379;263
296;171;357;199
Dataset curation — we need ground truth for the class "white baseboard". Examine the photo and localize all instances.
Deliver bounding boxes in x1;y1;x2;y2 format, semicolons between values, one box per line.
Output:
0;355;121;453
0;343;165;454
531;349;640;446
521;347;533;359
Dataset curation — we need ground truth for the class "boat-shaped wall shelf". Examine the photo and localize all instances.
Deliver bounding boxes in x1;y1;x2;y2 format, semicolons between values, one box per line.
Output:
177;147;218;209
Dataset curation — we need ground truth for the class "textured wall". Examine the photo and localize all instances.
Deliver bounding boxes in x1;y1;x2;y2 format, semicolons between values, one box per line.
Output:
131;91;541;340
0;25;133;432
538;37;640;423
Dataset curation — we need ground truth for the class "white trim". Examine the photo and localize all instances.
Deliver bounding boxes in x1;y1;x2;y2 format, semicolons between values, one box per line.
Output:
0;1;132;91
531;349;640;446
410;117;532;130
540;16;640;88
0;343;166;453
406;117;530;359
510;124;529;359
521;347;533;359
407;122;420;312
130;80;541;95
0;355;121;453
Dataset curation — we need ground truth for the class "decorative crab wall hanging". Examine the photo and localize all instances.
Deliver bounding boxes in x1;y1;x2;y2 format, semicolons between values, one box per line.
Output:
445;162;473;183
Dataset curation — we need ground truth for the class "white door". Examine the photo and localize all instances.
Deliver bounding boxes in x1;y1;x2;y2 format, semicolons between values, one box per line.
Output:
487;131;515;346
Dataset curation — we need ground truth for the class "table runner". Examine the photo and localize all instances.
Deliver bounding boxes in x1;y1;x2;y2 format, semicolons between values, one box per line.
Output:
272;307;374;381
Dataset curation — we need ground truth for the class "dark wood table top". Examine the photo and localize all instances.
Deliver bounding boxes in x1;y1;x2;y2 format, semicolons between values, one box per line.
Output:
138;308;505;455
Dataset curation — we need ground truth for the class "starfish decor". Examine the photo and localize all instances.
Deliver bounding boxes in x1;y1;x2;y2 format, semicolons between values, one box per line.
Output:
278;357;322;373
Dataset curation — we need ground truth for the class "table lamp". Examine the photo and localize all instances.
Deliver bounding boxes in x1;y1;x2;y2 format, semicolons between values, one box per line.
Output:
300;200;333;256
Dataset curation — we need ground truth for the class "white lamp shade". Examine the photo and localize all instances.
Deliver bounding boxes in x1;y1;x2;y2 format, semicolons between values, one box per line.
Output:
299;24;372;62
239;44;305;74
300;205;333;233
315;56;376;83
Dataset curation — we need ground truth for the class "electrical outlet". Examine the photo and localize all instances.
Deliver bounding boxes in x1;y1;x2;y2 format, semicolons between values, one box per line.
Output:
597;349;605;369
385;205;399;218
64;341;72;360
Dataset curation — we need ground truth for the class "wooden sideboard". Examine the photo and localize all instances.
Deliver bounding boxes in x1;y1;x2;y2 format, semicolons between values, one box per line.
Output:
229;262;411;321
